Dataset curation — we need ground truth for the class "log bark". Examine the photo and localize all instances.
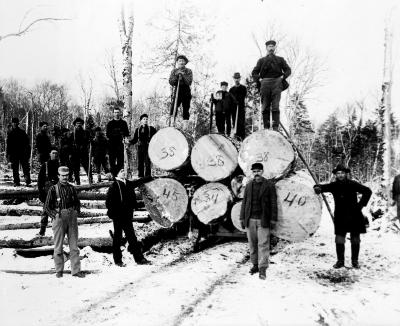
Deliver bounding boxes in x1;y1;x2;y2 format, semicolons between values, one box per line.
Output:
140;178;188;227
0;206;106;218
191;134;238;182
191;182;233;224
230;201;245;232
238;129;295;180
148;127;191;171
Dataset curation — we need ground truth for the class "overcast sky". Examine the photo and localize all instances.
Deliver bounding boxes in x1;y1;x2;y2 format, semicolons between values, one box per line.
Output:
0;0;399;125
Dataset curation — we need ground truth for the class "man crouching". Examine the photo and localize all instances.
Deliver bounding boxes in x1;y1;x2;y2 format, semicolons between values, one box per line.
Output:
240;163;277;280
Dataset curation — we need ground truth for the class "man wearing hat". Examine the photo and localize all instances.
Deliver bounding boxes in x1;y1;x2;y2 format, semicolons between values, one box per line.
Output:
44;166;84;278
229;72;247;139
35;121;52;165
67;117;91;185
6;117;31;186
106;106;130;177
212;81;237;135
314;164;372;269
130;114;156;178
240;162;278;280
169;54;193;129
251;40;291;130
91;126;110;183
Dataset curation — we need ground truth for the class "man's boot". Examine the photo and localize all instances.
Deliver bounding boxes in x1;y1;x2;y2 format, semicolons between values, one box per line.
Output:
97;173;101;183
333;243;345;268
259;267;267;280
351;243;360;269
249;265;259;275
38;225;46;237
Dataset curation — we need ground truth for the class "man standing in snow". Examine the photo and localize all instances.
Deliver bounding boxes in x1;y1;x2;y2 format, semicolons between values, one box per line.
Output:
314;164;372;269
35;121;52;165
251;40;291;130
240;163;278;280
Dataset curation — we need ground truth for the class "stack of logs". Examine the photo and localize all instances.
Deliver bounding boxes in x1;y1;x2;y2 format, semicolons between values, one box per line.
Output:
143;127;323;242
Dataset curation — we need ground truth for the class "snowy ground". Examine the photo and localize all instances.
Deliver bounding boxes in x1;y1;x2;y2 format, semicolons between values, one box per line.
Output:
1;204;400;326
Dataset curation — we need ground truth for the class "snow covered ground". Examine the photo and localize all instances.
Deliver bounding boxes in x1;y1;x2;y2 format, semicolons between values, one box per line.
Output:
1;206;400;326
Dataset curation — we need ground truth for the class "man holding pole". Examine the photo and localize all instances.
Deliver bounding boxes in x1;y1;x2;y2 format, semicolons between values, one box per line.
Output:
169;55;193;129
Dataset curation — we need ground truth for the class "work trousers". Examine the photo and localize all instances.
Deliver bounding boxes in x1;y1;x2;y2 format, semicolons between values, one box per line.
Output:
70;152;90;185
335;233;361;244
215;111;231;135
246;218;271;269
52;208;81;274
10;157;31;185
260;78;282;130
232;105;246;139
170;84;191;120
137;145;151;178
109;145;124;177
112;218;144;264
93;155;110;174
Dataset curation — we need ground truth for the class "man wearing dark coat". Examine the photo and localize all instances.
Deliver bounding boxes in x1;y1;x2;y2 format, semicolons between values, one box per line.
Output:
392;174;400;221
314;164;372;269
91;126;110;183
212;82;237;136
105;169;151;266
252;40;291;130
130;114;156;178
106;107;130;177
35;121;52;165
6;117;31;186
240;162;278;280
37;149;60;236
67;117;91;185
229;72;247;139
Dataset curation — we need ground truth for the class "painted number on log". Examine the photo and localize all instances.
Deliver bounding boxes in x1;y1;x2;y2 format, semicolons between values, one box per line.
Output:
160;146;176;159
198;155;225;168
162;188;179;201
254;152;269;162
283;192;307;207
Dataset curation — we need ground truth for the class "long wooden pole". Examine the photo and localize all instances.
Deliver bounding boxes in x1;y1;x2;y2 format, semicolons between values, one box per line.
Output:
170;75;181;127
279;122;335;221
209;94;214;133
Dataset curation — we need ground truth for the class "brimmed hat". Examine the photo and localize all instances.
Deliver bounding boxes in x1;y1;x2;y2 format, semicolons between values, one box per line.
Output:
251;162;264;171
233;72;241;79
11;117;19;124
58;166;69;175
176;55;189;64
332;164;350;174
140;113;148;121
265;40;276;46
73;117;84;125
220;81;228;86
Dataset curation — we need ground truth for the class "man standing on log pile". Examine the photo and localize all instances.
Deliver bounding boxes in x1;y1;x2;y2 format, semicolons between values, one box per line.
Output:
252;40;291;131
314;164;372;269
6;117;31;187
229;72;247;139
212;82;237;136
44;166;85;278
67;117;91;185
106;107;130;178
91;126;111;183
37;148;60;236
106;169;151;267
130;114;156;178
169;55;193;130
35;121;52;165
59;127;72;181
240;162;277;280
392;173;400;222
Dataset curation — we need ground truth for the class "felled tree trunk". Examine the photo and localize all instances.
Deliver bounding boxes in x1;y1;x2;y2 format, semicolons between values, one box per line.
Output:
191;134;239;182
238;129;295;180
148;127;191;171
230;201;245;232
140;178;188;228
191;182;233;225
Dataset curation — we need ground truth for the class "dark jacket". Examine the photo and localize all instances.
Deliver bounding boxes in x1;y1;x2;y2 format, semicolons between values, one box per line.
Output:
240;177;278;228
252;54;291;81
106;119;130;146
229;84;247;108
106;179;138;219
35;131;52;156
6;127;30;160
212;91;237;114
169;67;193;87
38;159;60;202
91;134;108;158
67;128;90;155
392;175;400;199
318;179;372;234
130;125;157;147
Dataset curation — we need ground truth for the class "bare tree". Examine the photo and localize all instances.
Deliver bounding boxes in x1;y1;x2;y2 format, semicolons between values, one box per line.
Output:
78;73;93;125
104;50;121;101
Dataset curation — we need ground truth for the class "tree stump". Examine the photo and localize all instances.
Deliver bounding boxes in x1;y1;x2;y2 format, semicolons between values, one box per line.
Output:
191;134;238;182
191;182;233;224
238;129;295;180
148;127;191;171
274;172;322;242
231;201;245;232
140;178;188;228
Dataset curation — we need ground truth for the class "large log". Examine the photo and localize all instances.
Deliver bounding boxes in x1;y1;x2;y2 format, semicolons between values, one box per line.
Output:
148;127;191;171
191;182;233;224
191;134;238;182
238;129;295;180
230;201;246;233
0;205;106;218
140;178;188;227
